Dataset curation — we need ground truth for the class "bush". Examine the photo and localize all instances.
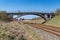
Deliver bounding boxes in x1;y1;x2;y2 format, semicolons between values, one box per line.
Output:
0;12;7;21
0;11;13;22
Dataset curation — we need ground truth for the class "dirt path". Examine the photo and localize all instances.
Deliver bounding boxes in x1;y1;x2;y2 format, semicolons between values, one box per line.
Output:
23;22;60;36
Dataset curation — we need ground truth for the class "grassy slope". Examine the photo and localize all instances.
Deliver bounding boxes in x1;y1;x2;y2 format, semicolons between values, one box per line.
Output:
31;19;44;24
45;15;60;27
0;21;40;40
20;24;40;40
22;19;44;24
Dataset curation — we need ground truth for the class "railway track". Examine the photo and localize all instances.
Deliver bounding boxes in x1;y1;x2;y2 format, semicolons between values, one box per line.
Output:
23;22;60;36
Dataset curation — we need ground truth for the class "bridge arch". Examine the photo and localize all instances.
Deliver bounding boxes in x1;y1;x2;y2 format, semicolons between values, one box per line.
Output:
7;13;55;24
19;15;39;19
7;13;54;21
16;14;47;21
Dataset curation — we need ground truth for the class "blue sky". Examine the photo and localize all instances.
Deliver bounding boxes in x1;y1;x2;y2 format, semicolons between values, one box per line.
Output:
0;0;60;19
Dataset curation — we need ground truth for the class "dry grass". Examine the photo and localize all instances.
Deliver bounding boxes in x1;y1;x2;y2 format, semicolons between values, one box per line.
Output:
21;19;44;24
0;21;40;40
45;15;60;27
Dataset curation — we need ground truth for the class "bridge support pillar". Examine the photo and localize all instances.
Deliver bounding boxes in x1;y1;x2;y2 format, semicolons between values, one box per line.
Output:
44;14;49;21
49;15;52;20
45;14;52;21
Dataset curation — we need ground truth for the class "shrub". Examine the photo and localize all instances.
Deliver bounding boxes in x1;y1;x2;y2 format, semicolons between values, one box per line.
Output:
0;11;13;22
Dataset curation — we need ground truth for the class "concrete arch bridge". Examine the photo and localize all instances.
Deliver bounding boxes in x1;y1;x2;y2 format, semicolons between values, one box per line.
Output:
6;12;55;21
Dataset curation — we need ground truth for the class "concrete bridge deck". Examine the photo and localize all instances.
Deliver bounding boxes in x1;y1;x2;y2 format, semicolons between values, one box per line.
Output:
6;12;54;15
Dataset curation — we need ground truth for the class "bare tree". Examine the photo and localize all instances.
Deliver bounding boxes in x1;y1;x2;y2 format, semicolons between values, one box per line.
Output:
55;9;60;16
